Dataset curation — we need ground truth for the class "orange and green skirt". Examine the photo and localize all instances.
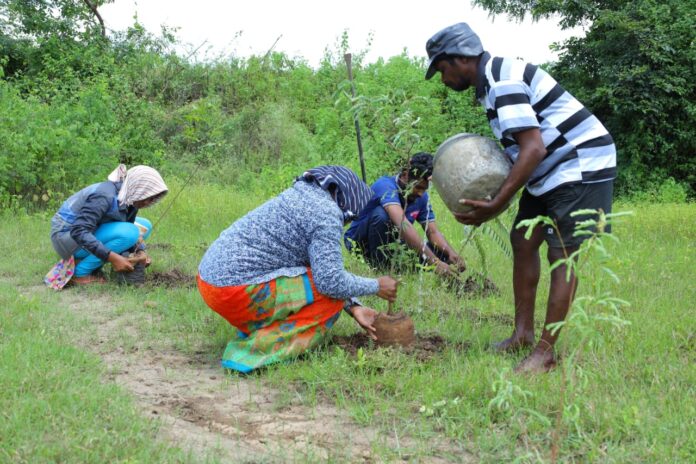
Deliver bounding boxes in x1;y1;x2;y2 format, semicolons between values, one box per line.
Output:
197;270;344;373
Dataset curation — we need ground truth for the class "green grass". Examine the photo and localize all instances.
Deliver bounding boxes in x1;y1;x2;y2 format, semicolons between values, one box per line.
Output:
0;282;193;463
2;184;695;463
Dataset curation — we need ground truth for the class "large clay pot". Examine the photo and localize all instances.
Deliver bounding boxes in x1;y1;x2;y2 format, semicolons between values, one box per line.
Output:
373;312;415;348
432;133;512;214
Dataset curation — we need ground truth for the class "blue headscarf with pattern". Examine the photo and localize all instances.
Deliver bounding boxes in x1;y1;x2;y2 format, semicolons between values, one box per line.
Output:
298;166;372;222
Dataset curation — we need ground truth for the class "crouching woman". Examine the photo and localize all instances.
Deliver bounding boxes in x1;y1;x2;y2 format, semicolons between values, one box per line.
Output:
49;165;168;286
197;166;398;373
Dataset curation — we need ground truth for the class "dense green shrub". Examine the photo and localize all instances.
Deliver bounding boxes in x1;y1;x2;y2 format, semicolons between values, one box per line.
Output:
474;0;696;197
0;76;164;204
1;0;693;205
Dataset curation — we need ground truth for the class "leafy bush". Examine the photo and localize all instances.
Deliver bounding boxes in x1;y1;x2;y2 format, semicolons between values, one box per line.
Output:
1;0;692;205
474;0;696;196
0;77;164;204
626;177;690;204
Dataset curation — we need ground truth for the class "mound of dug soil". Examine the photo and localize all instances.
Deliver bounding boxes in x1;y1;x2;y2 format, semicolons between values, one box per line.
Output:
146;269;196;288
447;274;500;298
333;332;471;363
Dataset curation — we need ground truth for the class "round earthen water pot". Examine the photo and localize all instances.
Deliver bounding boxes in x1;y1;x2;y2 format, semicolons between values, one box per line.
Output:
432;133;512;214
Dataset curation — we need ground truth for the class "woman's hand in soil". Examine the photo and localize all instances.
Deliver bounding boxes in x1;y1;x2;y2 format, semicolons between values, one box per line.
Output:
108;251;134;273
377;276;398;302
352;306;378;340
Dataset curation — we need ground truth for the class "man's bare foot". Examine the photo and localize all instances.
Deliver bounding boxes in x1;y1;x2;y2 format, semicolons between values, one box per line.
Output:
514;347;557;374
492;333;535;352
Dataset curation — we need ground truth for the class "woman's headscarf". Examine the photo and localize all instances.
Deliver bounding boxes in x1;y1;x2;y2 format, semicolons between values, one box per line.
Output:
299;166;372;222
108;164;168;207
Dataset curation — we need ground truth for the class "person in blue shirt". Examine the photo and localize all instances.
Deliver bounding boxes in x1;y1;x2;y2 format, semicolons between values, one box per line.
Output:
345;153;465;278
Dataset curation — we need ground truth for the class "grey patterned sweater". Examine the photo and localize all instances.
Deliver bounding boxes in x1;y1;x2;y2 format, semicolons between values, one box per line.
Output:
198;181;379;300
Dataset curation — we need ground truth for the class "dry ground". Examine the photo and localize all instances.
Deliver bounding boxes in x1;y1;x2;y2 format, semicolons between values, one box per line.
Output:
36;286;469;463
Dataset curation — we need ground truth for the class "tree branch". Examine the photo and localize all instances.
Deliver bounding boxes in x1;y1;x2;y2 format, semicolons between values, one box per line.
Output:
82;0;105;38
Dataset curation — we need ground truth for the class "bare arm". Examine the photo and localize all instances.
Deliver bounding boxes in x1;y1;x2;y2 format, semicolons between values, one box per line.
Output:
424;221;452;255
307;211;380;299
424;221;466;271
384;204;439;264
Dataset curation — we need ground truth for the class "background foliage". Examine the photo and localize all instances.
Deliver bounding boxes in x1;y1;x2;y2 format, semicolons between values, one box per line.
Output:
0;3;693;461
473;0;696;196
1;0;694;206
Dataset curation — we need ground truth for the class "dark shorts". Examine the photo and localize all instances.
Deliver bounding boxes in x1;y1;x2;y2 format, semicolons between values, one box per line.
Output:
513;181;613;249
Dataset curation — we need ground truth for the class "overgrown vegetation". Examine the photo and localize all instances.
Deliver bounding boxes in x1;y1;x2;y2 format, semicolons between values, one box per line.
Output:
1;2;694;461
473;0;696;197
2;0;692;208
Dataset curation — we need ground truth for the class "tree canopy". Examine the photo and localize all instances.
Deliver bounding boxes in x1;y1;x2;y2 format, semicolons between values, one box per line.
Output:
0;0;693;204
474;0;696;193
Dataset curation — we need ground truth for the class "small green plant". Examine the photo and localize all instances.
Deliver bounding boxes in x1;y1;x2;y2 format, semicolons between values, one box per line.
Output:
379;239;421;274
460;215;514;274
353;347;368;370
419;396;463;429
441;192;519;284
335;85;428;176
488;369;551;427
513;208;633;461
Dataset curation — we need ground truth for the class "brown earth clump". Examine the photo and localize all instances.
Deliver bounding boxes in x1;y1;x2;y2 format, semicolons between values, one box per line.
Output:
147;269;196;288
333;332;471;363
448;274;500;298
373;312;416;348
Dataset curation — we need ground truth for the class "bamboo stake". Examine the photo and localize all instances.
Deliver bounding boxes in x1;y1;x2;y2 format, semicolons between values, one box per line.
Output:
343;53;367;183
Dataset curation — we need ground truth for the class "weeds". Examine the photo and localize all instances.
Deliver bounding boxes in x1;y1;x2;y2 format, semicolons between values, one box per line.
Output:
489;208;635;461
2;190;693;462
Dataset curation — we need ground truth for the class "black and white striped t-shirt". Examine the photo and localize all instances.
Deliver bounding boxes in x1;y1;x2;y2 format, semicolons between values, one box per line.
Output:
477;54;616;196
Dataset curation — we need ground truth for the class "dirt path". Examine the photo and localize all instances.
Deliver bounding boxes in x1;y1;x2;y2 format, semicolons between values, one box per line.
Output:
37;287;469;463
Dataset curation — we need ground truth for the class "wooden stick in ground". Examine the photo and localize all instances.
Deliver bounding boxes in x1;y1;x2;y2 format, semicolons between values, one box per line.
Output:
387;277;401;314
343;52;367;183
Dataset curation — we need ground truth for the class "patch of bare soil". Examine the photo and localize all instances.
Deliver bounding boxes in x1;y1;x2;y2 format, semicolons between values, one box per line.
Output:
147;242;208;251
37;287;471;463
146;268;196;288
460;308;514;326
146;242;173;250
447;274;500;298
333;332;472;363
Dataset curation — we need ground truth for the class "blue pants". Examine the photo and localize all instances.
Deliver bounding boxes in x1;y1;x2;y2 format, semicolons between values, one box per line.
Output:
74;217;152;277
346;206;447;269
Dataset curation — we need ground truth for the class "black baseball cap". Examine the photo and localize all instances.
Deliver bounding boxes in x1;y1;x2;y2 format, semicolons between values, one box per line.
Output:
425;22;484;80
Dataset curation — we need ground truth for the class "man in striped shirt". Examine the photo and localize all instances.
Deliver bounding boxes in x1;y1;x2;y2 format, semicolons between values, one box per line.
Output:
425;22;616;373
